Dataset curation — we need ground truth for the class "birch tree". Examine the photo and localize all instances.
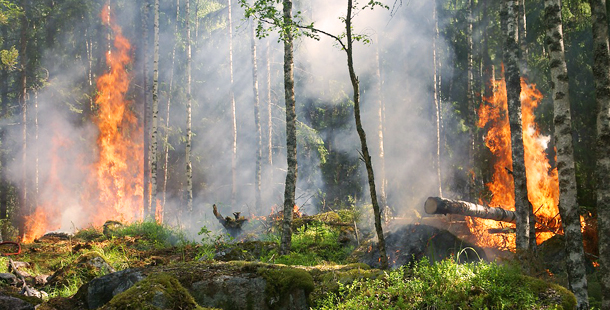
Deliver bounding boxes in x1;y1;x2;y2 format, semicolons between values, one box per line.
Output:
250;12;262;214
590;0;610;308
186;0;193;212
543;1;589;307
150;0;160;220
502;0;532;251
228;0;237;207
162;0;180;210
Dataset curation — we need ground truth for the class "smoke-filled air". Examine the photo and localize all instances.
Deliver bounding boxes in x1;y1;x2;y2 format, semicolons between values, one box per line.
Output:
0;0;606;308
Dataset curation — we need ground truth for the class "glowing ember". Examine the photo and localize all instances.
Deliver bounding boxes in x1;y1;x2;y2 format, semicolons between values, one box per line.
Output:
469;76;561;251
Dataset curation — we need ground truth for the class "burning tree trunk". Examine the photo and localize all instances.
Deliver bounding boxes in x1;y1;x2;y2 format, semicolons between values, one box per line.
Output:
502;0;532;251
424;197;517;223
544;0;589;308
591;0;610;307
140;0;151;218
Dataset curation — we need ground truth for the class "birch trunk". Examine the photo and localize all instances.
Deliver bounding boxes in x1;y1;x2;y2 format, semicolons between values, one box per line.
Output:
266;39;273;184
163;0;180;210
518;0;529;76
543;1;589;308
279;0;297;256
466;0;476;201
19;0;28;223
186;0;193;212
250;15;262;214
228;0;238;207
150;0;160;221
141;0;151;217
590;0;610;308
502;0;531;251
345;0;388;269
433;0;442;197
374;37;387;207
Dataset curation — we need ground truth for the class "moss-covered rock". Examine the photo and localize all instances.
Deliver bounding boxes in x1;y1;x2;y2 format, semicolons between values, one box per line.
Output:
101;273;201;310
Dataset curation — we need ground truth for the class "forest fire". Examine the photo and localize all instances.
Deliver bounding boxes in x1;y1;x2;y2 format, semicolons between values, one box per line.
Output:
22;6;143;242
468;77;561;251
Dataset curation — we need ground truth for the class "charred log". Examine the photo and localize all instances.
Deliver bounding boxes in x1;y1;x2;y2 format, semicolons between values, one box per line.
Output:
213;204;247;236
424;197;516;223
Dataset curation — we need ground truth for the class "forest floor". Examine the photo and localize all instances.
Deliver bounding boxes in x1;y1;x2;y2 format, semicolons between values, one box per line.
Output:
0;212;601;309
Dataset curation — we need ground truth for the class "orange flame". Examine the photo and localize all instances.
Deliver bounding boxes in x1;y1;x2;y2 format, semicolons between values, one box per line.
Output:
87;5;143;226
22;5;143;242
468;76;560;251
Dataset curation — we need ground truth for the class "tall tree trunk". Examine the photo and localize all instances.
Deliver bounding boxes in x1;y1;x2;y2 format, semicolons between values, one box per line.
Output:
163;0;180;211
518;0;529;76
250;15;262;214
374;37;388;207
345;0;388;270
228;0;237;207
34;89;38;209
266;39;273;188
590;0;610;308
19;0;28;230
466;0;475;201
185;0;193;212
543;2;589;307
150;0;160;221
279;0;297;256
433;0;442;198
141;0;151;218
502;0;532;252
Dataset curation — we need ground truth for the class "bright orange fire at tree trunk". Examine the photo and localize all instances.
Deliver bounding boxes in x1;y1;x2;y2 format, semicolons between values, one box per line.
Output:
22;6;143;242
467;77;561;251
89;5;144;226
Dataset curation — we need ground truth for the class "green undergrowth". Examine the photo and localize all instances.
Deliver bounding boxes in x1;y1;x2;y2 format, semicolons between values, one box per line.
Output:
315;258;576;310
260;222;354;266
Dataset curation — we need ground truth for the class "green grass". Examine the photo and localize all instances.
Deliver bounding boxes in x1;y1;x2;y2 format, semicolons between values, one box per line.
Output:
315;258;576;310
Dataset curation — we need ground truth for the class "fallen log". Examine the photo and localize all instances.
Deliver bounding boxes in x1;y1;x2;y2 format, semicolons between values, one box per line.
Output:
424;197;516;223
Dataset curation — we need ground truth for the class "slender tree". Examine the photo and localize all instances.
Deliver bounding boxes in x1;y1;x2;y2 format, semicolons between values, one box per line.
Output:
228;0;238;207
433;0;442;197
466;0;476;201
150;0;160;220
374;37;388;207
344;0;388;269
590;0;610;308
279;0;297;255
163;0;180;211
250;13;262;214
543;1;589;307
266;39;274;190
141;0;151;217
502;0;532;251
185;0;193;212
19;0;28;226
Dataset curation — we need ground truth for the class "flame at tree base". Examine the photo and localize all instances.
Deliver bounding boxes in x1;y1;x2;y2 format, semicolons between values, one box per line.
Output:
469;76;561;251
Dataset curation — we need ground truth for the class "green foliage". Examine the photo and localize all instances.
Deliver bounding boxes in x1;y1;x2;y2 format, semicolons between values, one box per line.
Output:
316;258;576;310
112;221;191;250
262;222;353;266
0;46;18;70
